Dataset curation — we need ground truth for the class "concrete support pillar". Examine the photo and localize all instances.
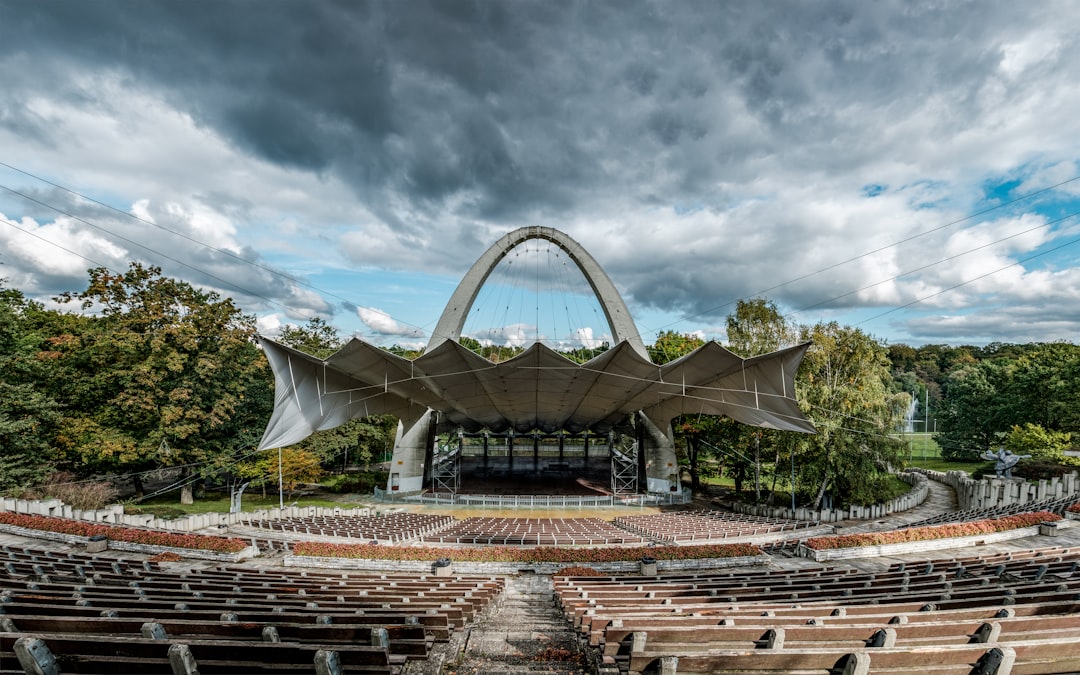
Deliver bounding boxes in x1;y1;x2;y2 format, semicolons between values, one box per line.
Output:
639;412;679;494
387;412;435;494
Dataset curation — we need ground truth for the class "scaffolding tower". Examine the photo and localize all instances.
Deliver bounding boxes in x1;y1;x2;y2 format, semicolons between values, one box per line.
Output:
610;438;639;496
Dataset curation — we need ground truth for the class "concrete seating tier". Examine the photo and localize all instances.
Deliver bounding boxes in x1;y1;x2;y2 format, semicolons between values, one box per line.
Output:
554;545;1080;674
613;511;819;543
1;544;506;673
902;494;1076;529
420;517;646;546
241;512;454;543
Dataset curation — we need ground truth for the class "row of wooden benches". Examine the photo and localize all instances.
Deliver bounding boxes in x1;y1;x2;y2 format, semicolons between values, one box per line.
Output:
903;494;1077;529
244;512;823;548
243;513;454;543
0;543;508;673
553;545;1080;674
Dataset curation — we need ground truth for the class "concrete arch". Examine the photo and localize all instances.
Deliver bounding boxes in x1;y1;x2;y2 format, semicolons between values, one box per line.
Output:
427;226;648;358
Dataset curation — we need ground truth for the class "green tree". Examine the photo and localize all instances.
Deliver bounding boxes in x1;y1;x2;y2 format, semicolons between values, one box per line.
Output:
0;382;61;491
648;330;705;365
57;263;270;503
724;299;797;501
725;298;796;357
1004;423;1072;464
794;322;907;508
0;285;66;490
279;317;341;358
936;360;1010;460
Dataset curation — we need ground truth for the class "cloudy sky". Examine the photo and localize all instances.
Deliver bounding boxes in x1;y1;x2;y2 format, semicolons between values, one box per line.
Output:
2;0;1080;350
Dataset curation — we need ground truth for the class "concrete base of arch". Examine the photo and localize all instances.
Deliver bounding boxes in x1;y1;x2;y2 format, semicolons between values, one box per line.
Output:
386;412;436;496
638;412;680;494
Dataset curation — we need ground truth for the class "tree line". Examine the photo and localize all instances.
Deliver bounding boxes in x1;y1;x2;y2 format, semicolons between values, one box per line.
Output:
888;341;1080;467
3;263;1075;508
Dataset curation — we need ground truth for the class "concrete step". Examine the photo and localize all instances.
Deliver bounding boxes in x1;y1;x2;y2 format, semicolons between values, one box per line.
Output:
455;574;590;675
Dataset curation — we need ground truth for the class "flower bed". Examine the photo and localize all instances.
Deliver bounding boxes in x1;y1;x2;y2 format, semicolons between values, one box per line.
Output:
0;512;248;553
1067;503;1080;514
292;540;760;563
804;511;1060;551
799;511;1064;561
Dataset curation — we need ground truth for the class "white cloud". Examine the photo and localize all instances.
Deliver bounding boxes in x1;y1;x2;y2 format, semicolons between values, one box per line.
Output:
356;306;422;337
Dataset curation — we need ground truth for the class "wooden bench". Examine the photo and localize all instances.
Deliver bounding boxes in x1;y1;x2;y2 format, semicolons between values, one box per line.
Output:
0;633;393;674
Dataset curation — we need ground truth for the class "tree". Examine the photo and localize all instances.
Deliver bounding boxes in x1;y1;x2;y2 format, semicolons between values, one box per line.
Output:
0;382;61;491
1004;423;1072;464
725;299;797;501
794;322;907;508
56;263;271;504
0;286;66;491
235;446;324;498
725;298;796;357
279;317;341;358
936;360;1011;460
648;330;705;365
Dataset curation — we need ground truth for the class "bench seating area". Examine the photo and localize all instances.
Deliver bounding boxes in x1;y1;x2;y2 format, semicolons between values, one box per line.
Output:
554;545;1080;674
0;544;504;674
240;513;455;543
903;495;1077;529
420;517;647;546
614;511;820;543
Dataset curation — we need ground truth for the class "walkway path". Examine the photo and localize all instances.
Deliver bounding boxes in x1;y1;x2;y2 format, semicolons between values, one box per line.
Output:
841;475;959;533
440;573;590;675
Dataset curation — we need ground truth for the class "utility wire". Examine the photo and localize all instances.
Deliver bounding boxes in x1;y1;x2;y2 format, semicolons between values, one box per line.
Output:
642;174;1080;335
0;184;302;317
0;169;429;338
5;160;1080;349
793;208;1080;314
856;220;1080;326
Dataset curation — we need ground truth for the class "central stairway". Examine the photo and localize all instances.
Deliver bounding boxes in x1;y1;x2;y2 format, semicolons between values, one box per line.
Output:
451;573;591;674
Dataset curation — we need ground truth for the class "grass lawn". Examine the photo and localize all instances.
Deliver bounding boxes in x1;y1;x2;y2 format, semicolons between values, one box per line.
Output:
898;432;991;475
127;491;369;519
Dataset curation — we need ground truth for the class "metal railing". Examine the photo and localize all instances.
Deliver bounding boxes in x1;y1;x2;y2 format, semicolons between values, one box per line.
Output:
373;488;691;508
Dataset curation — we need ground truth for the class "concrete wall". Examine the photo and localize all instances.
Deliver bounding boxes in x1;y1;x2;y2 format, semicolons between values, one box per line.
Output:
0;498;373;533
912;468;1080;511
284;553;772;575
725;471;929;524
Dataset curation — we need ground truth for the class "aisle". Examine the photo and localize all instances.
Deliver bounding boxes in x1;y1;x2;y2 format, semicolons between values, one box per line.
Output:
842;476;959;534
451;573;590;674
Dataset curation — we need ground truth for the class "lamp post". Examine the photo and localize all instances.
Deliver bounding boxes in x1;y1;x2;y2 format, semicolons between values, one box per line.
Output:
278;447;284;510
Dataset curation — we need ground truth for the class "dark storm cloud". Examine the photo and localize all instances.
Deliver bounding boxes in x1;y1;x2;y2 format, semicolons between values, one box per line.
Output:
4;0;1080;342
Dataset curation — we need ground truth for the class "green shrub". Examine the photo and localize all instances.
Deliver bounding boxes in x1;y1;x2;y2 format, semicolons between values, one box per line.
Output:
125;505;189;520
1012;460;1076;481
843;474;912;507
322;470;388;494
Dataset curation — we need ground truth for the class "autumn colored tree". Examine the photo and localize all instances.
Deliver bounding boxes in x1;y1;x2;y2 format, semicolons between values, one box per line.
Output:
55;263;271;503
235;446;324;498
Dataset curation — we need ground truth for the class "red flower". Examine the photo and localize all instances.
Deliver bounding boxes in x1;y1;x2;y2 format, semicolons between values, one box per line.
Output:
805;511;1059;550
0;513;247;553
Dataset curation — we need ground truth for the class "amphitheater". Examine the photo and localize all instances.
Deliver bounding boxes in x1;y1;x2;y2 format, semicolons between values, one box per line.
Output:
3;469;1080;675
5;228;1080;673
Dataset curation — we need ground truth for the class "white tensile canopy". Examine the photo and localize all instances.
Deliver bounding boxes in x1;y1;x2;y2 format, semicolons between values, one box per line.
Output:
256;336;816;451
